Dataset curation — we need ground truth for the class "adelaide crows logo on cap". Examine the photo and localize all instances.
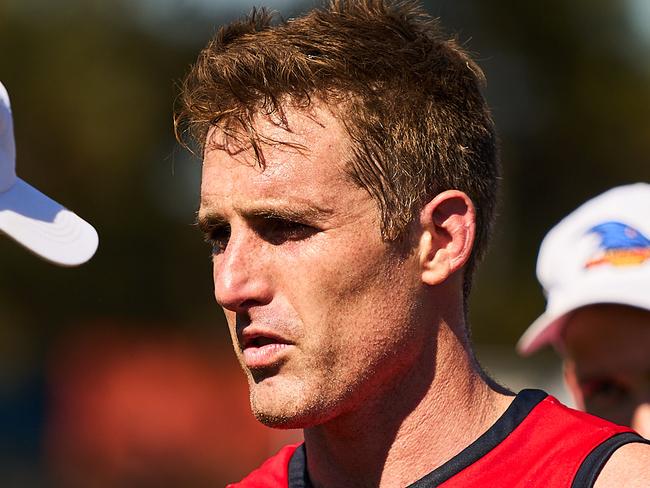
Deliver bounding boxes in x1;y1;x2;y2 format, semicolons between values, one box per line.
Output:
585;221;650;268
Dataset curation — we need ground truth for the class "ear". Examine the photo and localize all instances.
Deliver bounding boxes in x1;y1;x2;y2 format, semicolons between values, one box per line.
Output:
563;359;586;410
418;190;476;286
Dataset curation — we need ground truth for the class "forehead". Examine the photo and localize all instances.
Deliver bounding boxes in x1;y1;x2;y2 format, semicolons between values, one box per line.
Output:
200;104;355;211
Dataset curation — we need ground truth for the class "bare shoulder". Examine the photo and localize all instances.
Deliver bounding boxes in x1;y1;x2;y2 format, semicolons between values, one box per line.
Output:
594;442;650;488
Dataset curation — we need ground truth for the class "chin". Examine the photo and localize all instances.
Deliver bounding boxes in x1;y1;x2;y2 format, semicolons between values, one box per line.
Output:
249;394;317;429
248;383;338;430
252;409;311;429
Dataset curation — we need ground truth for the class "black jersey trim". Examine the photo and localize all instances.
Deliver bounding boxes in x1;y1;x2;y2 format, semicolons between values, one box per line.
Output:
407;389;547;487
288;443;311;488
287;389;547;488
571;431;650;488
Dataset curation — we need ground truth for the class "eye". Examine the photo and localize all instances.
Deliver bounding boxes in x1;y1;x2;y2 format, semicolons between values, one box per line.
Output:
259;218;317;245
204;224;231;255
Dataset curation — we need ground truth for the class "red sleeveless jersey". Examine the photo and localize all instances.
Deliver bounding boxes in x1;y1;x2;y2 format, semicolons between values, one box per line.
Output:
228;390;648;487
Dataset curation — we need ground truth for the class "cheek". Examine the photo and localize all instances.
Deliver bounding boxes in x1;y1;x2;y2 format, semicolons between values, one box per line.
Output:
287;245;419;359
222;310;239;345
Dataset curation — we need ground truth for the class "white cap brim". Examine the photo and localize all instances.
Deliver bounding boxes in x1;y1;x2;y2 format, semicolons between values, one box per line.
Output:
516;311;568;357
517;269;650;355
0;178;98;266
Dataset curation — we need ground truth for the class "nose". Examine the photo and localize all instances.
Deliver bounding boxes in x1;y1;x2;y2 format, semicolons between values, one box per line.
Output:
630;402;650;439
213;229;273;312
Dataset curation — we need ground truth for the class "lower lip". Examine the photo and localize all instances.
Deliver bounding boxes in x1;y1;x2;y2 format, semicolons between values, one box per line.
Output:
242;343;292;369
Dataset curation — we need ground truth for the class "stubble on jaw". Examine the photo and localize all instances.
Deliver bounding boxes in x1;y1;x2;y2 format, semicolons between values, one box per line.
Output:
242;259;423;430
245;371;337;429
242;302;427;431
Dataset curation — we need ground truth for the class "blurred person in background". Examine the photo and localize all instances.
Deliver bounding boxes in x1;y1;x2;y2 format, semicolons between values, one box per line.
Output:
176;1;650;486
518;183;650;438
0;81;97;266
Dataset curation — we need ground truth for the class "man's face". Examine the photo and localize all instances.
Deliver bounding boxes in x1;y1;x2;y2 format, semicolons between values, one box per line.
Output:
563;304;650;437
198;105;427;428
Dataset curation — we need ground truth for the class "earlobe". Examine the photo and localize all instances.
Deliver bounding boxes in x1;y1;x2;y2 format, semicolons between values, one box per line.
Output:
418;190;476;286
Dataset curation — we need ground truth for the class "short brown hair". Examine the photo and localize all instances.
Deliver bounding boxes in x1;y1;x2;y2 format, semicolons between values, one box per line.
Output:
176;0;499;296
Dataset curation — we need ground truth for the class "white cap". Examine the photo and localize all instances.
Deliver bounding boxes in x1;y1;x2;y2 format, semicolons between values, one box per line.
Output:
0;82;98;266
517;183;650;355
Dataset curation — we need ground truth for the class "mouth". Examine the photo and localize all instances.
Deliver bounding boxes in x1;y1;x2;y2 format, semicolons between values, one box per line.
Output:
240;331;294;369
243;334;289;349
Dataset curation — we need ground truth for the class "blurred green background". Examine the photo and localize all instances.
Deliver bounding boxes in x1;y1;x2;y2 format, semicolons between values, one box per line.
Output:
1;0;649;485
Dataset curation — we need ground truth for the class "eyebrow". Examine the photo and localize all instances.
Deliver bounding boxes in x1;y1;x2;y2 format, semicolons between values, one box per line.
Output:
196;212;228;234
196;203;335;232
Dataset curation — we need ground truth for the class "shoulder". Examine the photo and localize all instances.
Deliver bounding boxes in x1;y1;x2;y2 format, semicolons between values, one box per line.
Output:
227;443;301;488
594;442;650;488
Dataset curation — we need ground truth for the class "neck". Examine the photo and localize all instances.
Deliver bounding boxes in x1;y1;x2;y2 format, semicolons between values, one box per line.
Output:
302;323;513;488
